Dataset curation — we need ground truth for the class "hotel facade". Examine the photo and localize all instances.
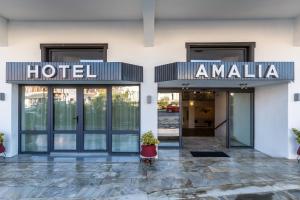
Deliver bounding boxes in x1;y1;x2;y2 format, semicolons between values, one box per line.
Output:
0;0;300;159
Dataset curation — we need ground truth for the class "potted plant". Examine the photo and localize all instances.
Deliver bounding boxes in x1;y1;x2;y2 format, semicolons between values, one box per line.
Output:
140;130;159;158
0;132;5;157
292;128;300;162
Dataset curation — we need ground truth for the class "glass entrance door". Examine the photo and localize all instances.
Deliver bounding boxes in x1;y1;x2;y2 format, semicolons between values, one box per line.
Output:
53;88;78;150
52;87;108;152
20;85;140;154
83;88;107;151
228;92;254;147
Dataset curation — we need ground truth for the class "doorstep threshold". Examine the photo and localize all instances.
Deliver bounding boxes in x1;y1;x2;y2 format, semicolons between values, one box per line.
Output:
50;152;109;157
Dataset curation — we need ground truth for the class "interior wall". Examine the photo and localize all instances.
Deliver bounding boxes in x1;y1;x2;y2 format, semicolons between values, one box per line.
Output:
215;91;227;145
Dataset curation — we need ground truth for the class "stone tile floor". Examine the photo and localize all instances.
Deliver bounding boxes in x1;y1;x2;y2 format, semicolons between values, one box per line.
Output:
0;137;299;200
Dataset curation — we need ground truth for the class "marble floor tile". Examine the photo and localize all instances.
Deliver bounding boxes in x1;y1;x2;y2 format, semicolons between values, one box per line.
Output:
0;137;299;200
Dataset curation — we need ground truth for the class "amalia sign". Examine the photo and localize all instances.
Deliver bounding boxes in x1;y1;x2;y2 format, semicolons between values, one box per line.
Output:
154;62;294;82
195;64;278;79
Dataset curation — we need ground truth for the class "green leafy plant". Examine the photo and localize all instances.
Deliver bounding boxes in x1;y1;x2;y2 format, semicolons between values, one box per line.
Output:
141;130;159;145
292;128;300;144
0;133;4;144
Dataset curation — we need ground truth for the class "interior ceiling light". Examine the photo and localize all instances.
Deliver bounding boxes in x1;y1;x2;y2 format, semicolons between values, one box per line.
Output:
240;83;248;89
182;83;190;90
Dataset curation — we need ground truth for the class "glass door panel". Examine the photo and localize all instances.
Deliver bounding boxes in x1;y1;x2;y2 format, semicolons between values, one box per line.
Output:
228;92;253;147
53;88;77;150
83;88;107;151
20;86;48;152
157;92;181;147
111;86;140;153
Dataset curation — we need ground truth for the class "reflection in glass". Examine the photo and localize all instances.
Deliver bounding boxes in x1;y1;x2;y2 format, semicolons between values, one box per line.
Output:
112;86;139;130
21;86;48;130
84;134;106;150
21;134;47;152
229;93;252;147
84;88;106;130
54;134;76;150
112;134;139;152
157;93;180;147
54;88;77;130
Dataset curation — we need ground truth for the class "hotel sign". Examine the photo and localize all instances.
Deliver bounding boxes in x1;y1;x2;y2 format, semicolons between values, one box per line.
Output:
6;62;143;83
26;64;97;79
155;62;294;82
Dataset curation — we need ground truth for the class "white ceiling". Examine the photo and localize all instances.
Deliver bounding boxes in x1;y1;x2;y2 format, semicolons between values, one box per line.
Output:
156;0;300;20
0;0;142;21
0;0;299;21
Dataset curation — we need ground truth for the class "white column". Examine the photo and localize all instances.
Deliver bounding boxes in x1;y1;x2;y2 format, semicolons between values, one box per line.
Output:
0;16;8;46
294;16;300;46
142;0;155;47
9;84;19;156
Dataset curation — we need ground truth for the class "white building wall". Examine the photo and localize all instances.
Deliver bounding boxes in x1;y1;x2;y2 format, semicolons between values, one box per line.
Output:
0;19;300;158
0;17;8;46
255;84;289;158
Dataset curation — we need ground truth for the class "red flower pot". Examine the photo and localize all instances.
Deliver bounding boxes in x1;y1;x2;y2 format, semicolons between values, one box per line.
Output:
141;145;157;157
0;143;5;154
297;146;300;156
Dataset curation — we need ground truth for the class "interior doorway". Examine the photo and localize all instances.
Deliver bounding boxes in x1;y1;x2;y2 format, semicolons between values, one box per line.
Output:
182;90;227;148
182;90;215;137
157;89;254;149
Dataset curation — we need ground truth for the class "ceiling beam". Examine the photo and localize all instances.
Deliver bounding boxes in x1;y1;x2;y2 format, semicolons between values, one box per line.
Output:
0;16;8;46
142;0;155;47
294;16;300;46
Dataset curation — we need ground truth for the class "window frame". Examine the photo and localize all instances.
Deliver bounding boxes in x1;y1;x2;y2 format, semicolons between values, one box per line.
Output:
40;43;108;62
185;42;256;62
18;84;141;154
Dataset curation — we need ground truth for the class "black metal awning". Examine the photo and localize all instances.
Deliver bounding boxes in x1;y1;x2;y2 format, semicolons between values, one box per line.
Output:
155;62;294;82
6;62;143;84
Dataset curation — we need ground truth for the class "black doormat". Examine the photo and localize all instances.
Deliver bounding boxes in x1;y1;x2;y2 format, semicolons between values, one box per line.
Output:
191;151;229;157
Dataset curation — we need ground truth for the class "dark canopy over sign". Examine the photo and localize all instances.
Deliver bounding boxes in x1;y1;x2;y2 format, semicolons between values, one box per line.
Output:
6;62;143;84
155;62;294;82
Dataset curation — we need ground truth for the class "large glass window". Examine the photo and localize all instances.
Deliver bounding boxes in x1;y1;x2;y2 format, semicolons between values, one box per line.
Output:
111;86;140;153
112;86;139;130
21;86;48;152
21;134;47;152
20;85;140;153
158;92;180;147
41;44;108;62
21;86;48;131
84;134;106;150
54;134;76;150
186;43;255;62
83;88;107;151
112;134;139;152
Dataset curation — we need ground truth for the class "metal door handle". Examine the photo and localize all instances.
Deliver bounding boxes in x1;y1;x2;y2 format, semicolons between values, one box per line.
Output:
73;116;79;124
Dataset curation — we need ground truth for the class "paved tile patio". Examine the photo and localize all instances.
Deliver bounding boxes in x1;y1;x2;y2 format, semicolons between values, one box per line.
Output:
0;137;299;200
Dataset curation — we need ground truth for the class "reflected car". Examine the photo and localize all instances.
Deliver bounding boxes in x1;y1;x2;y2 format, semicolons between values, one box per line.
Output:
166;104;179;112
